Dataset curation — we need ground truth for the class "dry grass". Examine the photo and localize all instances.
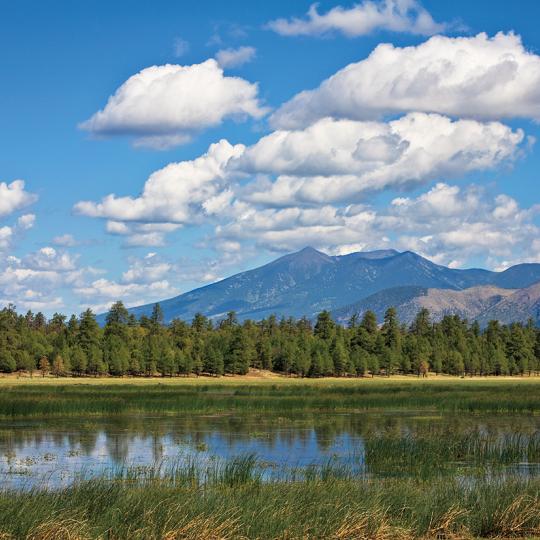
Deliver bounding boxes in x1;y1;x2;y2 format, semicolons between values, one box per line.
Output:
330;508;414;540
1;371;540;388
26;519;91;540
491;495;540;538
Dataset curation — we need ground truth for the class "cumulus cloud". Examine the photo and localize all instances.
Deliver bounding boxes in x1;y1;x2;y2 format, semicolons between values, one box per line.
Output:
237;113;524;205
267;0;446;38
215;182;540;268
75;278;176;303
0;213;36;251
0;180;37;217
271;32;540;129
75;112;524;246
0;246;96;313
52;233;78;247
121;253;172;284
24;247;78;272
73;250;238;313
386;184;540;265
75;140;244;224
80;60;268;149
216;46;256;68
17;214;36;230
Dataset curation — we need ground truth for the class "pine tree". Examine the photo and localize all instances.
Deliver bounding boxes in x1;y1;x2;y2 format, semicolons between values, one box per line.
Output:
314;311;335;342
38;356;50;377
150;303;164;328
70;347;88;375
52;355;65;377
0;350;16;373
331;338;349;376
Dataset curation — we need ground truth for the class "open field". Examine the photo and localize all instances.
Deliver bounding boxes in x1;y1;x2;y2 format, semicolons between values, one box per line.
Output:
3;371;540;385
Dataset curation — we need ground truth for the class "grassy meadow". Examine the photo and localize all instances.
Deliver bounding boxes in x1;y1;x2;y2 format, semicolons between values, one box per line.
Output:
0;376;539;539
0;375;539;418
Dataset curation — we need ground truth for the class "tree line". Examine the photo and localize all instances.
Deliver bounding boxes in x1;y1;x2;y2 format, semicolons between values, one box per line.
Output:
0;302;539;377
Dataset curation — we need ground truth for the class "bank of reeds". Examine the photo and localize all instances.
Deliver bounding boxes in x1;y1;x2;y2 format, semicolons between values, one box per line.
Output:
0;463;538;539
365;431;540;475
0;380;539;418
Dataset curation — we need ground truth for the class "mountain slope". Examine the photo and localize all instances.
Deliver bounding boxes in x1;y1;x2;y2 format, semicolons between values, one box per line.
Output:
476;281;540;326
333;285;517;325
122;247;540;324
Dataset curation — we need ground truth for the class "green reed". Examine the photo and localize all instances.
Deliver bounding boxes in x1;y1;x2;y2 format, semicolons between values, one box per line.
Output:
1;379;539;418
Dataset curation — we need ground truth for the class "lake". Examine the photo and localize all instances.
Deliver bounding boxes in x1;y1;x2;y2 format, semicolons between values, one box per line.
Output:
1;411;539;489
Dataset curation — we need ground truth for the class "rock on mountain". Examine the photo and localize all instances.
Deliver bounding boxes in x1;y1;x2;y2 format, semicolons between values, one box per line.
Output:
120;247;540;324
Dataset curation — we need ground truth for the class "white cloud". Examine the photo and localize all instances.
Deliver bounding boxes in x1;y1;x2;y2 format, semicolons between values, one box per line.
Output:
0;245;99;313
24;247;78;272
17;214;36;230
121;254;172;284
80;60;268;148
214;182;540;268
75;112;524;248
216;46;256;68
75;278;176;301
123;232;166;248
52;233;78;247
267;0;446;38
173;37;190;57
105;220;182;247
271;32;540;129
75;139;245;224
106;221;131;235
237;113;524;205
0;227;13;250
0;213;36;251
0;180;37;217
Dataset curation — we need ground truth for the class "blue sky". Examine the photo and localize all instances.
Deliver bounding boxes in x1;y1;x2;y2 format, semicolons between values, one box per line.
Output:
1;0;540;316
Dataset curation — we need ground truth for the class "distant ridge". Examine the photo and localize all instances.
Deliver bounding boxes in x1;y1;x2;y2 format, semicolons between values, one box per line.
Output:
333;285;519;326
114;247;540;325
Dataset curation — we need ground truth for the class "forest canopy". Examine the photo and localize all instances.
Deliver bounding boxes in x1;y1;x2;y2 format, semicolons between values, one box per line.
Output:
0;302;539;378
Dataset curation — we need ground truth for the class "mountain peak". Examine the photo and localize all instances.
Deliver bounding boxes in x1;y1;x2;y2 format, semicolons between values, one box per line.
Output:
277;246;334;267
119;247;540;325
297;246;326;256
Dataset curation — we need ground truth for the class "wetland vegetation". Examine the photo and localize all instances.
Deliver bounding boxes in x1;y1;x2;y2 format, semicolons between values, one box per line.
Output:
0;378;539;538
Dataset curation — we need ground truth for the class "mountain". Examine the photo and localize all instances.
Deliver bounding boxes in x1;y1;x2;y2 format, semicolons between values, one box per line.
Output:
476;282;540;326
121;247;540;325
333;285;517;326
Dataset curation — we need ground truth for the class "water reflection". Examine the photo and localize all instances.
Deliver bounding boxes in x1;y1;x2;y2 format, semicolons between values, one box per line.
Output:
0;413;538;489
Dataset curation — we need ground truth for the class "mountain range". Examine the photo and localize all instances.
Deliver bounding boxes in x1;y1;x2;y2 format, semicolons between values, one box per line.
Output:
121;247;540;326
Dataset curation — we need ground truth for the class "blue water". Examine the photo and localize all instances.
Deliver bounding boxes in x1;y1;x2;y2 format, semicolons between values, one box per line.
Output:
0;413;538;489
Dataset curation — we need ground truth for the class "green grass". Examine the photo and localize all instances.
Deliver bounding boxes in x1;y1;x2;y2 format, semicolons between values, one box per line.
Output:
0;379;539;418
1;378;539;538
0;465;538;539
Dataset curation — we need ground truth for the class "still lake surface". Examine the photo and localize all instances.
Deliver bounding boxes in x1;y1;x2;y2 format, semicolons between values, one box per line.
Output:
0;412;539;489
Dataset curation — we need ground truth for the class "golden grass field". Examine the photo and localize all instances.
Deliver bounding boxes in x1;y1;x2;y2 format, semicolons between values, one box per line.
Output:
1;370;540;386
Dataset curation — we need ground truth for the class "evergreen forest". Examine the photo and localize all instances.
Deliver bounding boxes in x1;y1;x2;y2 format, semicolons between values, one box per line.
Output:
1;302;539;378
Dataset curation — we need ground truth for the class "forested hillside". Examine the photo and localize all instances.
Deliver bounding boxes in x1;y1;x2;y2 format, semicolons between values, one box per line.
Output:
1;302;539;378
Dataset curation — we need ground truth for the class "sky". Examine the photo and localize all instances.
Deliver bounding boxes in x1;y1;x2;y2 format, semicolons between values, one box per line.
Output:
1;0;540;316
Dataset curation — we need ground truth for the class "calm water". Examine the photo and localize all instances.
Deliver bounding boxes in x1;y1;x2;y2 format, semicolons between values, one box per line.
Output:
0;412;538;489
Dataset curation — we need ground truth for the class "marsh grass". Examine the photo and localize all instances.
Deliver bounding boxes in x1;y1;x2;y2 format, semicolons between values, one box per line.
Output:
0;464;538;539
1;379;540;538
365;431;540;476
0;380;539;418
